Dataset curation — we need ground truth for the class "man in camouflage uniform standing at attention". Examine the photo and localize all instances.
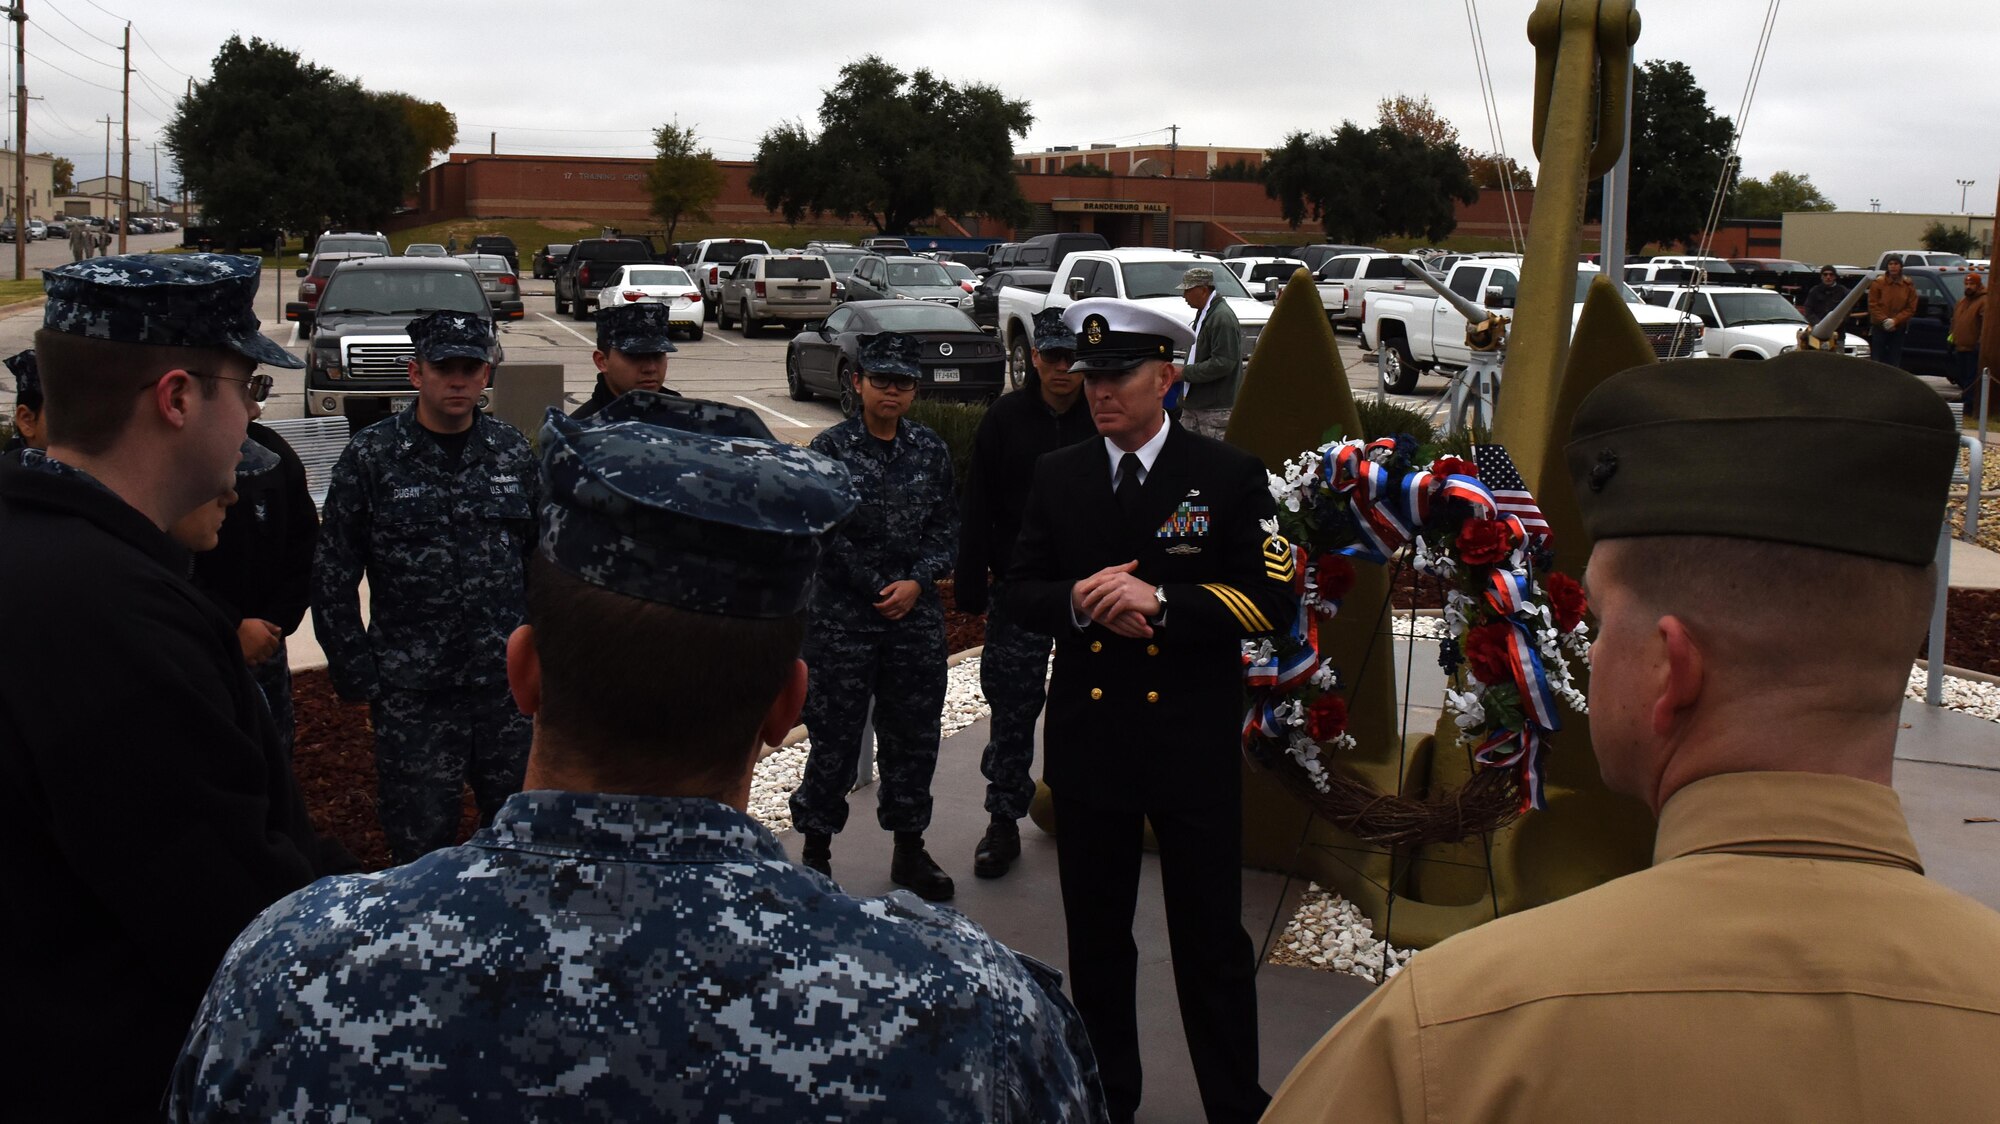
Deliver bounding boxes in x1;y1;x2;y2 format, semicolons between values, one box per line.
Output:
956;308;1096;877
171;394;1109;1122
572;300;679;419
791;331;959;900
312;311;539;863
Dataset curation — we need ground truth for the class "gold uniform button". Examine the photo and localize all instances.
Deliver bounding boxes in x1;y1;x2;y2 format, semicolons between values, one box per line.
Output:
1147;691;1160;703
1090;688;1104;700
1146;644;1160;656
1090;641;1103;653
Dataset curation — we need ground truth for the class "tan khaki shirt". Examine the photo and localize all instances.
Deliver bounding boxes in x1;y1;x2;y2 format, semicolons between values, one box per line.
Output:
1265;771;2000;1123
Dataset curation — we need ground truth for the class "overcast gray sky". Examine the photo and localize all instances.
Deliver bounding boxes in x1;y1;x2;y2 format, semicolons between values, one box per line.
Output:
19;0;1999;217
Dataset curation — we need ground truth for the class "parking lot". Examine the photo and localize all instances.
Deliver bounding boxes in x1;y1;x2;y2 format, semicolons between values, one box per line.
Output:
0;250;1455;440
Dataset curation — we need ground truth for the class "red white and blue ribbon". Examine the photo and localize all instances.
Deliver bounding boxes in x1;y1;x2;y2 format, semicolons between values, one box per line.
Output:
1244;544;1320;745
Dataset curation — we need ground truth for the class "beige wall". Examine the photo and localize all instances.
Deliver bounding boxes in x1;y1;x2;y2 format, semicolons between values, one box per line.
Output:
1782;210;1994;265
73;175;155;213
0;152;59;219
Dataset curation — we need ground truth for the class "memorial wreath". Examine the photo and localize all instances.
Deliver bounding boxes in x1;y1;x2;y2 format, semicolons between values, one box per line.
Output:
1243;436;1592;847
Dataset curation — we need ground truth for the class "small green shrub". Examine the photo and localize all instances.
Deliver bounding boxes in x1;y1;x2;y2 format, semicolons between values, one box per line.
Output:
906;398;987;497
1355;398;1437;446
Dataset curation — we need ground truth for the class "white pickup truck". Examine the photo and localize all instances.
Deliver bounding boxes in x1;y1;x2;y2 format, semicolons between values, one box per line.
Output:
996;247;1272;390
1359;256;1707;393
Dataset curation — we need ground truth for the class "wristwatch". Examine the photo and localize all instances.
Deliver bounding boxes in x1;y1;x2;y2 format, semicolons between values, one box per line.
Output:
1151;585;1168;624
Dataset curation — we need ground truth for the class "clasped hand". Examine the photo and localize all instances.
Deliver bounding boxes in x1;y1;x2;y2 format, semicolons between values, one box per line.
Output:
1072;561;1159;639
874;579;921;620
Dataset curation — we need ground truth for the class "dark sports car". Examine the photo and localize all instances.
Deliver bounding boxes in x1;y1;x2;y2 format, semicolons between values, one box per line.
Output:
785;300;1005;416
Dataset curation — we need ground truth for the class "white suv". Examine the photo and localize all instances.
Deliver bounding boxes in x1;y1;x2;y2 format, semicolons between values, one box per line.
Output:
718;254;838;337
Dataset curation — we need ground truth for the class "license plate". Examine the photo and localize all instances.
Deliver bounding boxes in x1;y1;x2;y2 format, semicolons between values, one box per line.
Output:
932;368;960;382
391;396;412;412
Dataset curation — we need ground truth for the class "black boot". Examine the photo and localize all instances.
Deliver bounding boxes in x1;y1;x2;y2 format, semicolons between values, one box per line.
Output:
973;815;1021;879
890;831;955;901
800;832;832;878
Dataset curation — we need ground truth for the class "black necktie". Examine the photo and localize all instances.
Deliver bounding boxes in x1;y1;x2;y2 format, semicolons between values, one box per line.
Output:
1117;453;1144;518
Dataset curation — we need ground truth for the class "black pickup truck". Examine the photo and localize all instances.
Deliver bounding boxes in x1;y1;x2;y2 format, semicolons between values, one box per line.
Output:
554;238;654;320
181;225;283;254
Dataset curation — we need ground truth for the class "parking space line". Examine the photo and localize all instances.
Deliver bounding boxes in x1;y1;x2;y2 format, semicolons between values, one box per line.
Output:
704;329;741;349
733;396;807;428
536;313;597;347
286;323;299;347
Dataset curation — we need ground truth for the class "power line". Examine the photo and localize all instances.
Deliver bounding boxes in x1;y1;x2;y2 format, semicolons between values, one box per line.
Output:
31;21;122;72
24;48;123;94
43;0;123;50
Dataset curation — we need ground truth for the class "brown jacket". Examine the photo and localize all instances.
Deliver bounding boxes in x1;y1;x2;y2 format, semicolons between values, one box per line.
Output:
1265;771;2000;1124
1868;273;1919;328
1952;288;1985;350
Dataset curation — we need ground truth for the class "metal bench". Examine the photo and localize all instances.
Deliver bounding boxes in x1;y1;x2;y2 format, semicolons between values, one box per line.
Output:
261;415;351;511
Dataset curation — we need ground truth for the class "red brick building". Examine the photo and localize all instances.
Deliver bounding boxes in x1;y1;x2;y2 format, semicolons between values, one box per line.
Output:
410;151;1584;250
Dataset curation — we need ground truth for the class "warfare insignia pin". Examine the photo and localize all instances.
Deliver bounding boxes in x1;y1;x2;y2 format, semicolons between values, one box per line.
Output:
1166;543;1202;555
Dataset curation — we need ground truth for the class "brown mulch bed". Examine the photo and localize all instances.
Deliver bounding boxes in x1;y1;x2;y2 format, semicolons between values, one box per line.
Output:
290;581;1997;871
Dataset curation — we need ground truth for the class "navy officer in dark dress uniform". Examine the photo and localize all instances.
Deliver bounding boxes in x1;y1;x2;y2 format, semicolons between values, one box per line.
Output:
1006;297;1296;1124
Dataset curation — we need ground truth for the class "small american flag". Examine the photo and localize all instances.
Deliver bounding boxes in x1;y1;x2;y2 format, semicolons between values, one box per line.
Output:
1473;445;1551;541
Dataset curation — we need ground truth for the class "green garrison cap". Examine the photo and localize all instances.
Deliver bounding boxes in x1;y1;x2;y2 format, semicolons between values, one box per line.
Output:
1566;351;1960;566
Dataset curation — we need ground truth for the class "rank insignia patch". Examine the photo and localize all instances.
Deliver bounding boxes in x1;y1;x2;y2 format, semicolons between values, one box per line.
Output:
1263;534;1296;582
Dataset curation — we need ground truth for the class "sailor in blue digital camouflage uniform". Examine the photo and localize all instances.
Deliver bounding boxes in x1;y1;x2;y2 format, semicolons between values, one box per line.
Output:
957;307;1097;878
3;348;40;454
171;391;1110;1123
1;254;353;1120
311;310;539;863
790;331;960;900
571;299;679;419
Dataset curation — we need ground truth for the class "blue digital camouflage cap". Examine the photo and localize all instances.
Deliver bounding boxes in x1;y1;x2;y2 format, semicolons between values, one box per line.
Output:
407;310;496;364
41;253;303;369
595;301;679;355
594;389;775;440
857;331;922;379
1031;308;1077;354
4;348;38;404
236;437;280;478
538;408;858;617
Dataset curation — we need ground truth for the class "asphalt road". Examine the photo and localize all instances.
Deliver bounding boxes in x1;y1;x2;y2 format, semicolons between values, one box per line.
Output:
0;251;1461;438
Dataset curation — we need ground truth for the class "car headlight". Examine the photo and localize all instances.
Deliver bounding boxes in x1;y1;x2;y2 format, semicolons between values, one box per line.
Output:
895;293;915;300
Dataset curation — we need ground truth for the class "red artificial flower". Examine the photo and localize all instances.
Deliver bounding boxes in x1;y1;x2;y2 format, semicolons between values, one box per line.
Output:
1432;455;1477;480
1455;518;1517;567
1314;554;1357;601
1546;571;1589;633
1463;621;1517;687
1306;693;1349;741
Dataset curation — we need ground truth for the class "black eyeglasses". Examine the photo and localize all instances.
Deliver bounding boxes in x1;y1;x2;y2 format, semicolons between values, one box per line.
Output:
195;370;275;403
1040;350;1076;367
864;374;919;392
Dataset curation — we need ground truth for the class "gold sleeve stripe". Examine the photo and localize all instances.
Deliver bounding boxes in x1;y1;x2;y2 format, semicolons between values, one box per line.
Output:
1202;583;1273;632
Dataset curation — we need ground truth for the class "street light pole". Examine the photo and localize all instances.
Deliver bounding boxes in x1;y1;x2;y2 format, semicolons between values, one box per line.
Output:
1957;178;1976;213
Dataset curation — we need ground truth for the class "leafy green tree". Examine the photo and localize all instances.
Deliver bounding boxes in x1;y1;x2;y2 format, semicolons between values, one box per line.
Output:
1261;122;1476;244
1059;163;1112;177
44;154;76;195
377;93;457;188
1627;60;1736;249
1920;220;1977;256
1376;93;1459;148
166;36;433;238
750;56;1032;233
1465;151;1533;191
1728;169;1833;219
1209;158;1259;182
644;121;725;242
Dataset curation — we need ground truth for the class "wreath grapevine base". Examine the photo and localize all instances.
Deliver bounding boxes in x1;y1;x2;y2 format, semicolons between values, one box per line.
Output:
1243;437;1592;850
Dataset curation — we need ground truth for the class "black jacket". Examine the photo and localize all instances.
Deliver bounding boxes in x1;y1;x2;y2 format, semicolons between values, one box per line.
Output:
571;378;680;420
954;387;1096;614
1801;280;1857;326
0;459;353;1119
190;421;318;635
1004;421;1296;810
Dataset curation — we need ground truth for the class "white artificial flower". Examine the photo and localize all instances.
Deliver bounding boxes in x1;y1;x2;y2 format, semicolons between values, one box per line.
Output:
1443;688;1486;728
1260;516;1280;536
1310;659;1340;691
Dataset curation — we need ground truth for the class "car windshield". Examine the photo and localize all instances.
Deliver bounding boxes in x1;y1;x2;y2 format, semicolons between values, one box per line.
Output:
405;244;445;256
1121;261;1253;299
859;304;978;332
940;262;977;282
1712;290;1807;326
320;268;488;315
1248;262;1306;283
701;242;767;263
768;258;832;279
821;250;867;271
1572;273;1645;303
888;262;954;287
625;267;691;287
319;236;387;255
463;255;510;272
1927;254;1969;267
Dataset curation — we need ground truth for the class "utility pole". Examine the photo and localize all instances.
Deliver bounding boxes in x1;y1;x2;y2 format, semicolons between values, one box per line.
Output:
100;113;110;225
1599;41;1636;276
118;20;129;252
1167;123;1178;178
181;77;190;222
489;131;495;155
12;0;26;282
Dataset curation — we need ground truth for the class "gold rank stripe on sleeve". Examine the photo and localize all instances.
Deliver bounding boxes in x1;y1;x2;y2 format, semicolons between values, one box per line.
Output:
1201;583;1273;632
1262;535;1296;582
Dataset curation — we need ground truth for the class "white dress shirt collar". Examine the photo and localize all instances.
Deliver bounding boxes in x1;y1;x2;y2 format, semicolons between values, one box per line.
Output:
1104;414;1172;486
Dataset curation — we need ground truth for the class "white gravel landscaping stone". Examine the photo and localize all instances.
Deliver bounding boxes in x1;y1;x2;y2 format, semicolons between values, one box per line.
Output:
749;657;993;833
1267;882;1415;983
1905;665;2000;724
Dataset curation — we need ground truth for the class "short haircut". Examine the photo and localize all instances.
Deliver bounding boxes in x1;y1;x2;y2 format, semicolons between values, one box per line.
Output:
34;328;232;455
524;553;804;789
1592;535;1934;711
